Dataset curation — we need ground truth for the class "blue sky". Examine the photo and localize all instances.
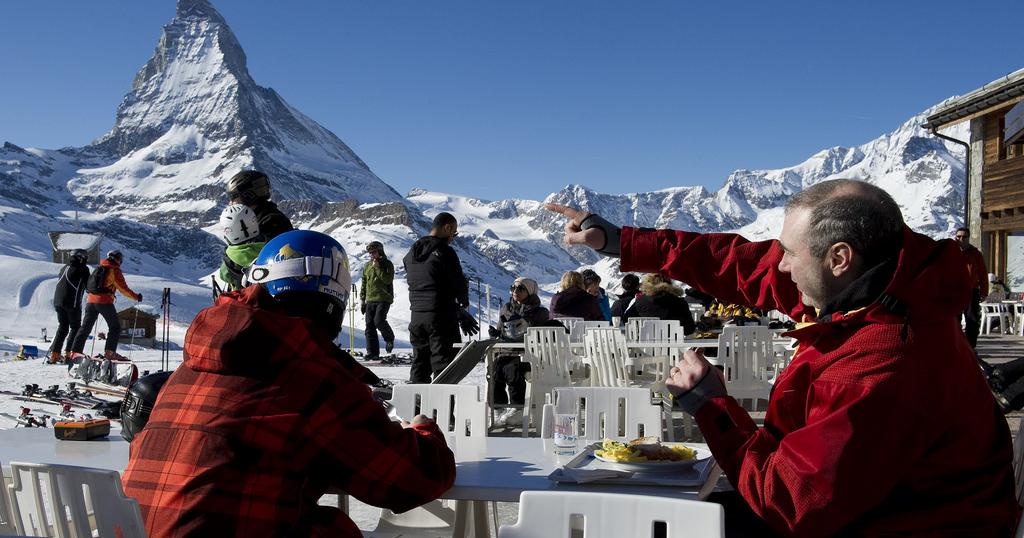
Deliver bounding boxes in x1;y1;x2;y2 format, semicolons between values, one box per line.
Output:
0;1;1018;201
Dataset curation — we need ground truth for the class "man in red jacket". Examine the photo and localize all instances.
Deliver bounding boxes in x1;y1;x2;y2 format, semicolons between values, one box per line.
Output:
955;227;989;347
69;249;141;360
122;230;456;537
548;179;1018;536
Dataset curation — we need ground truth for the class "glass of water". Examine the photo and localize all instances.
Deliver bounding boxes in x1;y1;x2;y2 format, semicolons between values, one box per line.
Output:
553;413;578;455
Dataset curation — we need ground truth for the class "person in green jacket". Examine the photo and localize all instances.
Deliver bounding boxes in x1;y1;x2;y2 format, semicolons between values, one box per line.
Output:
361;241;395;359
217;204;266;291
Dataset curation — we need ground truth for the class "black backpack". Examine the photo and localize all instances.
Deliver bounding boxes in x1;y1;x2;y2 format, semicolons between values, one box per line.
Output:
86;265;110;294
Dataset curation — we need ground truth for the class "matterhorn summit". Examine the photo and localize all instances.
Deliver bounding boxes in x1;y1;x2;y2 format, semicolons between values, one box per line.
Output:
69;0;402;223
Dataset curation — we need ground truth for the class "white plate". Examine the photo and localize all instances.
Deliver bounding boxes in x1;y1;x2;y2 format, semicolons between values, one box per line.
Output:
592;445;712;472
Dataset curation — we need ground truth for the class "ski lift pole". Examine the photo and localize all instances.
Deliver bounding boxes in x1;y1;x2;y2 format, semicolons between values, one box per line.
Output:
476;278;482;341
484;284;492;332
161;288;171;371
349;283;357;352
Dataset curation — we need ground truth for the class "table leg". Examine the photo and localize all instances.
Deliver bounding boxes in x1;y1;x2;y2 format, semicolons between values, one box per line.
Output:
452;500;491;537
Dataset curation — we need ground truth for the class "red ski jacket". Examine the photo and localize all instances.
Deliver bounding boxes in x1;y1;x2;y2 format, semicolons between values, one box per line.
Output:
962;244;989;297
621;226;1018;537
87;258;140;304
122;286;456;537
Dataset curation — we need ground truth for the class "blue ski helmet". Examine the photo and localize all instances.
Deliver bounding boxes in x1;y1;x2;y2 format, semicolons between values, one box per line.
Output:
244;230;351;309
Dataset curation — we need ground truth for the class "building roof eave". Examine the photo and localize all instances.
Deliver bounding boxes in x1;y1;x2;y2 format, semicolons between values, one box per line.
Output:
926;67;1024;130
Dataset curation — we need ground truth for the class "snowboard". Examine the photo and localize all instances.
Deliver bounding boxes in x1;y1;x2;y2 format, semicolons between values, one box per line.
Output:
432;338;498;385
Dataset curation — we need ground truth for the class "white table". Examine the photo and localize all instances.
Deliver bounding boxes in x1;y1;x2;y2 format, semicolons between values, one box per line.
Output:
0;429;716;537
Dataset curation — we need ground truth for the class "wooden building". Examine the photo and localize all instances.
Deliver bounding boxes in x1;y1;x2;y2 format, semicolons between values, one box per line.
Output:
117;306;159;348
47;231;103;265
926;68;1024;288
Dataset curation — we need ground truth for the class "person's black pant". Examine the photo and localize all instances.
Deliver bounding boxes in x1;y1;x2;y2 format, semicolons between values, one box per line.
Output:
963;289;982;348
408;311;459;384
364;302;395;357
993;357;1024;411
49;306;81;355
71;303;120;354
492;355;531;405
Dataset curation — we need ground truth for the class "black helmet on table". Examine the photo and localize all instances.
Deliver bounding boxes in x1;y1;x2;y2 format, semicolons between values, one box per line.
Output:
120;370;174;442
70;249;88;264
226;170;272;205
107;250;123;264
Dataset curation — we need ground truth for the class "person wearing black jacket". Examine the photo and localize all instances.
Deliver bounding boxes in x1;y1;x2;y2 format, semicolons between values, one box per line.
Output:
550;271;604;321
225;170;294;241
403;212;470;383
610;273;640;318
623;273;696;335
48;249;90;363
488;277;550;416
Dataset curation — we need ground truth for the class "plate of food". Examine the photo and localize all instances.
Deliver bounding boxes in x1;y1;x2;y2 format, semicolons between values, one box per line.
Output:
592;437;711;472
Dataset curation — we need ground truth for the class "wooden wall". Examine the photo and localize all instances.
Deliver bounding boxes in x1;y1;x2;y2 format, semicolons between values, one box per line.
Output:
981;106;1024;232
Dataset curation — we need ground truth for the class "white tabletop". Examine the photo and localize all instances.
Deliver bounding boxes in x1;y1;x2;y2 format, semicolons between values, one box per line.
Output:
0;429;710;503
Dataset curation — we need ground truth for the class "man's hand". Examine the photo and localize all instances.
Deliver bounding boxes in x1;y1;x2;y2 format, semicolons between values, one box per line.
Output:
665;349;728;415
401;414;432;428
544;203;603;248
360;303;366;315
665;349;711;397
544;203;621;257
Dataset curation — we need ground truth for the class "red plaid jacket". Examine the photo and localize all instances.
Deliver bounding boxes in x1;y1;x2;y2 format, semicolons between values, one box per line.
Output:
622;226;1018;537
122;286;455;537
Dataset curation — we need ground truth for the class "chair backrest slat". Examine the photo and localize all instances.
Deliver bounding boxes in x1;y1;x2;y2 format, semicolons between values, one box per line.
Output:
549;387;660;441
584;328;630;387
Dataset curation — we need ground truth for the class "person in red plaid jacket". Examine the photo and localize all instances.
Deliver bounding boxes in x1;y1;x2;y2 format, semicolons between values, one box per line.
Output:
122;230;456;537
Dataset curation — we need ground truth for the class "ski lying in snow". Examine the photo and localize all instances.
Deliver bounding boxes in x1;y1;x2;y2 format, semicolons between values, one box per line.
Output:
77;382;128;397
67;354;139;387
0;408;51;428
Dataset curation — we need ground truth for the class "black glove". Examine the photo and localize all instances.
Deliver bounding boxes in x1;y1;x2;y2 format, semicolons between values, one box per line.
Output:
137;293;143;302
458;308;480;337
488;325;500;338
360;303;366;314
579;213;622;258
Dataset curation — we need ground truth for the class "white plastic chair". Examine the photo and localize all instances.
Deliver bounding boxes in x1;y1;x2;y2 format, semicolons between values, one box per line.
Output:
568;320;610;344
981;303;1011;335
389;383;487;437
625;317;659;342
498;491;725;537
0;460;16;536
540;387;663;441
8;461;146;538
369;385;490;538
632;320;685;377
517;327;574;437
1014;303;1024;336
718;326;775;411
582;328;632;388
552;316;583;335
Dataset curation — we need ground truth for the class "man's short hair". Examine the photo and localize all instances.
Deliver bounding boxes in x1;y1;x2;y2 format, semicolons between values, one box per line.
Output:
955;227;969;234
432;212;457;230
785;179;904;269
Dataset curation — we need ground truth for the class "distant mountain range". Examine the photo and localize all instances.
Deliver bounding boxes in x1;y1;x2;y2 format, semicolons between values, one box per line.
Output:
0;0;971;319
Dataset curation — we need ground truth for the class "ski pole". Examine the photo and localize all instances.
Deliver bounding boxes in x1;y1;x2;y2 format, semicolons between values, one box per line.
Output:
127;307;140;361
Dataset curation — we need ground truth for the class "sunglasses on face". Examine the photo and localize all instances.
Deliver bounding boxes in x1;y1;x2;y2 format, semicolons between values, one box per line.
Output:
511;285;527;293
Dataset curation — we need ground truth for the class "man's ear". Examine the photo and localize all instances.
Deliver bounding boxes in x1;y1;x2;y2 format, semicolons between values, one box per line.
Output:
828;242;855;277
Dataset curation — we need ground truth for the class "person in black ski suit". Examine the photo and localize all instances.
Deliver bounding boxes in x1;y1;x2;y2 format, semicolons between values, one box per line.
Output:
403;212;470;383
610;273;640;319
225;170;293;241
48;249;90;364
488;278;550;417
622;273;696;334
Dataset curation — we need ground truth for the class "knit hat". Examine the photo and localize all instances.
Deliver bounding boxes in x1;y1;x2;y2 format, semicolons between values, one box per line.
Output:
512;277;539;297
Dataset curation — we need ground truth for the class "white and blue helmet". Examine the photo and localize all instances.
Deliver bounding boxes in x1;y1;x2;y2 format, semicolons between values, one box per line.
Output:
244;230;351;309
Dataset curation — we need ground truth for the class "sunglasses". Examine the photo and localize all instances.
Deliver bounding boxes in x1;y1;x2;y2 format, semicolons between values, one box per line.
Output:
510;284;527;293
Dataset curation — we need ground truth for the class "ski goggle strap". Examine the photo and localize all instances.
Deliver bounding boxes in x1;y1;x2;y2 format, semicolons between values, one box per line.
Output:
244;255;347;287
